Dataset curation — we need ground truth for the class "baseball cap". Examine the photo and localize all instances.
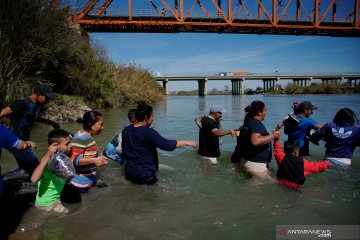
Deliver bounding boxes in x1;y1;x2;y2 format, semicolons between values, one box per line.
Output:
210;105;227;114
299;101;318;110
34;83;56;99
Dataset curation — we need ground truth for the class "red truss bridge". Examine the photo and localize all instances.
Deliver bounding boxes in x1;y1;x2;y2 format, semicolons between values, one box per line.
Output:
73;0;360;37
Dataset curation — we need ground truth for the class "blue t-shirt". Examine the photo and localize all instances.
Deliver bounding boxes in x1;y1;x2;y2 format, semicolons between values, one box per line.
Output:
243;117;272;163
315;122;360;159
284;116;318;156
122;125;177;179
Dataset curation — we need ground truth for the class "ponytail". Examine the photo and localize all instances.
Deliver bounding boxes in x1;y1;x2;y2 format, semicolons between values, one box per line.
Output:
135;101;153;122
244;100;265;118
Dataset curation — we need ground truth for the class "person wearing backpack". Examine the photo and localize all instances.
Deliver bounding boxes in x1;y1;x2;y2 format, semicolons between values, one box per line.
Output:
231;101;280;178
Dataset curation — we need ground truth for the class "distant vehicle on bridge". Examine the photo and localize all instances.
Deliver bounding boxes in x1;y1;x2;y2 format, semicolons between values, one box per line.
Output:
219;71;251;76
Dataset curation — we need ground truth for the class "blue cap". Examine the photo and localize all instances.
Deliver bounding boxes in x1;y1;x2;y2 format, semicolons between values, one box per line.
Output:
210;105;227;114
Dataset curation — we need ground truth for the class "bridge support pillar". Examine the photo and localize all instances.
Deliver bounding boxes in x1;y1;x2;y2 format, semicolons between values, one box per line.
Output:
264;79;276;92
162;79;168;95
231;79;244;95
241;78;245;95
263;80;266;92
198;78;207;96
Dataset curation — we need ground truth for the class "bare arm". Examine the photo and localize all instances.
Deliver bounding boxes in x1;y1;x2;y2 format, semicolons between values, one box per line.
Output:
176;140;198;149
213;128;239;137
0;107;12;118
251;130;281;147
31;143;58;183
78;156;108;167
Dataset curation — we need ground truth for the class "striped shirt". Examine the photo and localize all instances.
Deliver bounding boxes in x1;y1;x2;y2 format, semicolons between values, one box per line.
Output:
70;130;98;187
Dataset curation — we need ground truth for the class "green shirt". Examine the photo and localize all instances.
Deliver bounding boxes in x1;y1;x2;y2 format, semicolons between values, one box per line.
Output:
35;168;65;207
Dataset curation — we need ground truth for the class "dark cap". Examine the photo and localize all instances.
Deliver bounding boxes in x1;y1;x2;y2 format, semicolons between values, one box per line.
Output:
34;84;56;99
299;101;318;111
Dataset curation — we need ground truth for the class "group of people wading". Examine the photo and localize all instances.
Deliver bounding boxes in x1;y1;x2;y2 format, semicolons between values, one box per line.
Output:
0;83;359;216
196;100;359;188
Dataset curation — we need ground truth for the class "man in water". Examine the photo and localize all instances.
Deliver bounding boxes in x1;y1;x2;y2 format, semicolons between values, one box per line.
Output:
0;83;59;175
197;105;237;164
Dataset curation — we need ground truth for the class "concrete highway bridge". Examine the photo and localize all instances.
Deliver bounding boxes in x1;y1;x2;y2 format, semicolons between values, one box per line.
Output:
154;73;360;95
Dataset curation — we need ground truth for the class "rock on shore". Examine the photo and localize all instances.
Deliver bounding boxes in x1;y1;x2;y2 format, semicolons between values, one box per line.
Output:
42;97;92;123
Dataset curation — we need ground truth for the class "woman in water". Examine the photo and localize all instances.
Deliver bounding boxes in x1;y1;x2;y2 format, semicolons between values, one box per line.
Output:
313;108;360;166
122;102;198;184
232;100;280;177
70;110;108;190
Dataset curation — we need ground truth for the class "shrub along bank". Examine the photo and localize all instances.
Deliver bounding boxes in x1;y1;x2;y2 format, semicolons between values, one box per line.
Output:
0;0;164;122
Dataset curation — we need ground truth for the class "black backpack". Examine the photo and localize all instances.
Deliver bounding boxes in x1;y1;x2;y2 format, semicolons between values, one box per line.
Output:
231;126;251;163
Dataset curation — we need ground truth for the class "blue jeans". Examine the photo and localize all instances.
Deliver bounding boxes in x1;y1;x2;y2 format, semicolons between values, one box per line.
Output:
9;147;39;174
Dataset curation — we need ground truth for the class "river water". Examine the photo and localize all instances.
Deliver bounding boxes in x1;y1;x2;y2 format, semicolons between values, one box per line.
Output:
3;94;360;240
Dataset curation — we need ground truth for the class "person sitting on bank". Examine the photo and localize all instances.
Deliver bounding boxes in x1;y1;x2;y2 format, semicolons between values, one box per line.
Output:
311;108;360;166
274;139;331;188
197;105;238;164
103;109;137;164
31;129;75;214
0;83;59;176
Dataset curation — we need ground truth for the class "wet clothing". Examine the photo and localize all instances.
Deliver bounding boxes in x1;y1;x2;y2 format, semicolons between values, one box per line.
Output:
35;168;65;207
122;125;177;184
9;97;41;141
70;130;98;188
0;125;20;159
8;147;39;174
314;122;360;165
198;116;221;158
0;125;21;197
36;199;68;214
234;117;272;164
284;116;318;156
103;133;124;164
276;153;306;187
6;97;41;173
273;141;331;188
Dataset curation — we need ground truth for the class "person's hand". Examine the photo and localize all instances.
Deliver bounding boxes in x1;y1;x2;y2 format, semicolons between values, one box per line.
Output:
276;122;284;131
18;140;36;150
94;156;108;167
194;117;203;128
231;129;240;137
46;143;59;157
188;140;198;149
272;130;281;140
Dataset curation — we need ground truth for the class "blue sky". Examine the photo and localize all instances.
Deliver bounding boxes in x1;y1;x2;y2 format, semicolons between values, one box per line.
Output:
90;32;360;91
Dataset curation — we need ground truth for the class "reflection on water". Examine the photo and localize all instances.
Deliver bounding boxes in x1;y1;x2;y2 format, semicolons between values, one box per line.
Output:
3;95;360;240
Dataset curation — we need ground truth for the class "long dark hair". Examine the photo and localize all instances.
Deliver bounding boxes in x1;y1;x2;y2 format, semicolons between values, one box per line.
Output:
82;110;102;131
135;101;153;122
333;108;357;126
244;100;265;118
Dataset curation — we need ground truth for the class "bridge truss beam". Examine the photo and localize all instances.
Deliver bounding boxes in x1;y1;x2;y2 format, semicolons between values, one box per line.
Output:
74;0;360;37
